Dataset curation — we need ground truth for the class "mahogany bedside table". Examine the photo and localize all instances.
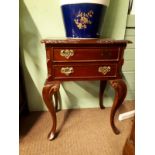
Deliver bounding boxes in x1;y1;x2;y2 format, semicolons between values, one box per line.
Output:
41;39;131;140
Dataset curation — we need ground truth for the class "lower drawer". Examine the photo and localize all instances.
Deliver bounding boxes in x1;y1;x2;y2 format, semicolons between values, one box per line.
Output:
52;63;118;80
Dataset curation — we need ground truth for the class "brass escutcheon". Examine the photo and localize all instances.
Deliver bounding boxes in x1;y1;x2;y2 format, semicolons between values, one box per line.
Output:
61;67;74;76
98;66;111;75
60;49;74;59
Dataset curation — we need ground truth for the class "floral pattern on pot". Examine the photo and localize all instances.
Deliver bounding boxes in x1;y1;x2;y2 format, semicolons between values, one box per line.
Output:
74;10;94;29
61;2;108;38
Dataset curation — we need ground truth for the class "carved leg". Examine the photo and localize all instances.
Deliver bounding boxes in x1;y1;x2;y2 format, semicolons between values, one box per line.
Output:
42;81;60;140
54;92;58;111
99;80;107;109
109;79;127;134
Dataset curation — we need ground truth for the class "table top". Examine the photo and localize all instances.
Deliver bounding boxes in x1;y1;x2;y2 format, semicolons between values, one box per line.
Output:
41;38;132;45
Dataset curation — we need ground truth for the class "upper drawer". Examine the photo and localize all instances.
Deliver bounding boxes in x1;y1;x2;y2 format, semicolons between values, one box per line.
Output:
53;47;120;62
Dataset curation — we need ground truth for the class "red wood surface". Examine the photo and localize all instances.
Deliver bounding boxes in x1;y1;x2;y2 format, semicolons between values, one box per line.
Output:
53;63;117;79
53;47;120;62
41;38;131;46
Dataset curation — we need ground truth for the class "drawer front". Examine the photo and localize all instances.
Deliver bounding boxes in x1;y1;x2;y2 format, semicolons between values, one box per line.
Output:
53;63;117;80
53;48;120;62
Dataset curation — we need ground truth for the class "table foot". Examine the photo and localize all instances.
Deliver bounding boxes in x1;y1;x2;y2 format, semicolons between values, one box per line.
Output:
42;81;60;140
109;79;127;134
48;132;55;141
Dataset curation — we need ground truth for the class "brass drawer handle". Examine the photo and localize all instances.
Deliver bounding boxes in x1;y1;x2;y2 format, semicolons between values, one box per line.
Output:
61;67;74;76
98;66;111;75
60;49;74;59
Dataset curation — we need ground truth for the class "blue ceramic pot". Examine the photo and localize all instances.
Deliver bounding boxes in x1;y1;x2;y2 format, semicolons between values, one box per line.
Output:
61;0;110;38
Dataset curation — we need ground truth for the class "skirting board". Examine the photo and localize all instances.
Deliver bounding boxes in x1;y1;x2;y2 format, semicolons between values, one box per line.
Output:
119;110;135;121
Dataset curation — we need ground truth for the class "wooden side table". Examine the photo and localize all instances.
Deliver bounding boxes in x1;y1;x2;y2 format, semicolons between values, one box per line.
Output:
41;39;131;140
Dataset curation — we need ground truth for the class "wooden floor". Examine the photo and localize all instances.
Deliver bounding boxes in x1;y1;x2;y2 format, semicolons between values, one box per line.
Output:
20;101;134;155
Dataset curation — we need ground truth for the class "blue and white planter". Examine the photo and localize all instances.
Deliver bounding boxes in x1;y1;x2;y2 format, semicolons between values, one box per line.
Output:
61;0;110;38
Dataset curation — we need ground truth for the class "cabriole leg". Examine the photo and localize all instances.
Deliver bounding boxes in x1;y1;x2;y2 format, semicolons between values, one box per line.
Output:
99;80;107;109
109;79;127;134
42;81;60;140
